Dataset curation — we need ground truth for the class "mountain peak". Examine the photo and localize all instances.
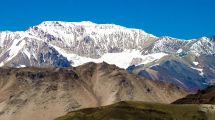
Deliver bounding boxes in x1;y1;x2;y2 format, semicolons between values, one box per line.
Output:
199;36;210;41
39;21;118;28
74;21;96;25
0;21;215;69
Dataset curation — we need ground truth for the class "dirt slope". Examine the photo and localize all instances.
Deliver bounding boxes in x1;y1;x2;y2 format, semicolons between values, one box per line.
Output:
173;86;215;104
0;62;186;120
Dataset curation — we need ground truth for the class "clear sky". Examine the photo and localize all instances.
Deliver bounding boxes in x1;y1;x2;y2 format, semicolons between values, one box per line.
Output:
0;0;214;39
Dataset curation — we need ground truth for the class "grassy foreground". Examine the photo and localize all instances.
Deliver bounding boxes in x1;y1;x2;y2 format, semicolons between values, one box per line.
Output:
55;101;215;120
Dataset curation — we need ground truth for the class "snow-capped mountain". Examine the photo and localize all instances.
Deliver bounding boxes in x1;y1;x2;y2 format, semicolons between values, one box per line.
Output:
0;21;214;68
28;21;157;58
0;21;158;68
0;21;215;91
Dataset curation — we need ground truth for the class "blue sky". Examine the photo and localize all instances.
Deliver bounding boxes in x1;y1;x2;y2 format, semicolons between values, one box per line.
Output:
0;0;214;39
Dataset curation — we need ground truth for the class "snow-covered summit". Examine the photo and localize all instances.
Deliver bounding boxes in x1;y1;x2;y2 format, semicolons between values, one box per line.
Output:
0;21;214;68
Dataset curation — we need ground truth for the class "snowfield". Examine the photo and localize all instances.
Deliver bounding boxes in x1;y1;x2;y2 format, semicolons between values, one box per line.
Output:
51;44;167;69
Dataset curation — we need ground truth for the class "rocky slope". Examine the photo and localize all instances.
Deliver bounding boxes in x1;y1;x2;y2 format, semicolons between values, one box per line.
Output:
173;86;215;104
127;54;215;92
0;62;186;120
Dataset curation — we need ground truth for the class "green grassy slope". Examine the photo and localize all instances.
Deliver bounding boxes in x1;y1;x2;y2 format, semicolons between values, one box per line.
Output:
55;101;215;120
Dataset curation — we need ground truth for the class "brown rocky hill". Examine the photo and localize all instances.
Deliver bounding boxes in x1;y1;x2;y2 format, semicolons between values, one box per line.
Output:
0;62;186;120
173;86;215;104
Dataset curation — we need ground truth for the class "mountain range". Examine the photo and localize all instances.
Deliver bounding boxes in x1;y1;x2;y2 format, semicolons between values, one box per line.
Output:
0;21;215;91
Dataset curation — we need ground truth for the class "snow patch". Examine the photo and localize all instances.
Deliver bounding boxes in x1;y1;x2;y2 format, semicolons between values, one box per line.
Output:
0;37;26;67
139;53;168;65
50;45;97;66
177;49;183;53
23;49;31;59
193;62;199;66
191;67;204;76
50;44;168;69
16;65;26;68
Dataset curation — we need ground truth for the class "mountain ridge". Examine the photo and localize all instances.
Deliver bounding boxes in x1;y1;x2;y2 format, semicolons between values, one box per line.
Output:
0;62;186;120
0;21;214;68
0;21;215;92
1;21;212;41
173;85;215;104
